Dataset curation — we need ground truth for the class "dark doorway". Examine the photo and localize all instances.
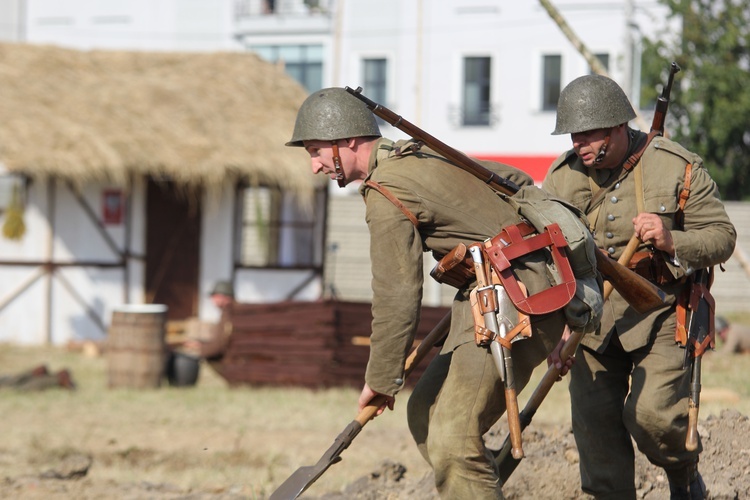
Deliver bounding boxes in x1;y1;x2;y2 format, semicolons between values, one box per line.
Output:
145;178;202;321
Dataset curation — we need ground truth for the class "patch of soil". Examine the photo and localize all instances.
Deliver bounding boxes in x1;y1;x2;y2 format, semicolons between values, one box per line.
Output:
311;409;750;500
1;410;747;499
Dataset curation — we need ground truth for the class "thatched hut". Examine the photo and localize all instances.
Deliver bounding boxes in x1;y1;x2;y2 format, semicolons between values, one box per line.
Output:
0;42;326;345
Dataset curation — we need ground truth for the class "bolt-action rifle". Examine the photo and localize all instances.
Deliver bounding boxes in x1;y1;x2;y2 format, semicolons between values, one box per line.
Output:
345;85;667;315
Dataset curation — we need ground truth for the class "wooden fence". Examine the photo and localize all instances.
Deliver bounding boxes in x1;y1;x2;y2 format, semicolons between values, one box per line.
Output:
213;300;450;388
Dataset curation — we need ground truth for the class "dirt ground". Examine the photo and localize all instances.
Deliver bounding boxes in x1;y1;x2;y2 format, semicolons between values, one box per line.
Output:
2;409;747;499
309;409;750;500
2;341;748;500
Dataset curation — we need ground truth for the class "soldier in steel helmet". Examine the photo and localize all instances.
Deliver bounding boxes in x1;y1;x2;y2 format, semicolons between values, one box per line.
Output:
543;74;736;499
287;87;574;498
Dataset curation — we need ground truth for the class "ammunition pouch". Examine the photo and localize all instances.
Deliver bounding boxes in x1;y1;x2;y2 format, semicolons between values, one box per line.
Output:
430;243;475;289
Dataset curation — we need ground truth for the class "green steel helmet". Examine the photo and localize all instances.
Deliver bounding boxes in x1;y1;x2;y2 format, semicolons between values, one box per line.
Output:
209;281;234;298
552;74;637;135
285;87;381;147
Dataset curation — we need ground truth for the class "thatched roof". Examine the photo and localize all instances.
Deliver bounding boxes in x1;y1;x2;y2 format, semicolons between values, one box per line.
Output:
0;42;319;196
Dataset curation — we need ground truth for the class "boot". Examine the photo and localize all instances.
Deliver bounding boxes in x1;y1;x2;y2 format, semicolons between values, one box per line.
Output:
669;472;706;500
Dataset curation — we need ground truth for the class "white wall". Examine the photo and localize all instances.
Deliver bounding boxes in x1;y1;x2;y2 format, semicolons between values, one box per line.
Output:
0;180;146;344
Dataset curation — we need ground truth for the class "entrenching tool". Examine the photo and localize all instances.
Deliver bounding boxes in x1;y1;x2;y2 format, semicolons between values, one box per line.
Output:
468;244;524;460
495;234;643;482
268;311;452;500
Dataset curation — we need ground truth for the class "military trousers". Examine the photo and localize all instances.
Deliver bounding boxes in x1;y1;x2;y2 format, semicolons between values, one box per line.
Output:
407;312;561;500
569;312;700;500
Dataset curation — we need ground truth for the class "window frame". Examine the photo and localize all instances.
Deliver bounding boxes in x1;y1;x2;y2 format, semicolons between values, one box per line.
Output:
235;184;327;271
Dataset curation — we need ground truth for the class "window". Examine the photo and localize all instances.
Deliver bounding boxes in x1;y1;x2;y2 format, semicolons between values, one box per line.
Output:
249;44;323;92
362;58;387;124
239;186;327;268
590;53;610;74
362;58;387;105
463;57;491;126
542;54;562;111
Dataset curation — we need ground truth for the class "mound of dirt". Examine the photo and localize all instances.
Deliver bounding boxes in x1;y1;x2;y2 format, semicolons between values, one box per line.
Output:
312;409;750;500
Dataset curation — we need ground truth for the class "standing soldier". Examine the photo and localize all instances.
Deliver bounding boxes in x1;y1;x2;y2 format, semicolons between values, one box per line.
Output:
286;87;601;498
544;74;736;499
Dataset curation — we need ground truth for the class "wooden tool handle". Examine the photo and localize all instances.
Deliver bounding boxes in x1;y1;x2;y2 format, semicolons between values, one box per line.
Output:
356;311;452;426
685;402;699;451
505;386;524;459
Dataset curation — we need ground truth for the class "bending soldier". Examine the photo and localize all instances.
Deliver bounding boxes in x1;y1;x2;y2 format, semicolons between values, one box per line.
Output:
544;75;736;499
286;87;601;498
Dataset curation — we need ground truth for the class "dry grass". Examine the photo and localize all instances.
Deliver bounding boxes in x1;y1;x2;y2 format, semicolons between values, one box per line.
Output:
0;334;747;498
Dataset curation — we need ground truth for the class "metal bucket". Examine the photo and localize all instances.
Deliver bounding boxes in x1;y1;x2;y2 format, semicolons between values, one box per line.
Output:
107;304;168;389
166;351;201;387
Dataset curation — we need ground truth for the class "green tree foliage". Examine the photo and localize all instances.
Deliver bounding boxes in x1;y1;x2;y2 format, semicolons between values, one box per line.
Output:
641;0;750;200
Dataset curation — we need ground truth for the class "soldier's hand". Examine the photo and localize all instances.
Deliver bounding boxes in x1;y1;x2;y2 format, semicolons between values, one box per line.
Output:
547;325;575;379
633;213;675;256
358;383;395;415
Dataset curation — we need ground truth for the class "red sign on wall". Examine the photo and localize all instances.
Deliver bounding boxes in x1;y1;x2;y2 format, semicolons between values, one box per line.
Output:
102;189;124;225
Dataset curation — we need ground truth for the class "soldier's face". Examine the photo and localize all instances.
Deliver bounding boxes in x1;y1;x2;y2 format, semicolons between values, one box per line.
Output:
304;140;343;178
571;128;608;168
304;140;330;173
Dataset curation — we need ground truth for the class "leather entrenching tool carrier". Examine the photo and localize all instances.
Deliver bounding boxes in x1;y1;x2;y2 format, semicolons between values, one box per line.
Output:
484;222;576;316
470;280;531;348
433;221;578;317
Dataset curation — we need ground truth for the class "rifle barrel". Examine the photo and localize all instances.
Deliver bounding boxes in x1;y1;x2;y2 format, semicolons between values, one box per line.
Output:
651;62;681;135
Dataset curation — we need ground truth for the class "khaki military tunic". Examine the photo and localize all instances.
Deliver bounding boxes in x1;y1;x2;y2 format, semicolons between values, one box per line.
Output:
543;130;736;498
544;131;735;351
360;138;568;498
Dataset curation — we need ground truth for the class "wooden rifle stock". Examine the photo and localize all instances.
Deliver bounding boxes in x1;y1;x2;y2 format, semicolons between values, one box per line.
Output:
345;85;666;315
595;244;666;314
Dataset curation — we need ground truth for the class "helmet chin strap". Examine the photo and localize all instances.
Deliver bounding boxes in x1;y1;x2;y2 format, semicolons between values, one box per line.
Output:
331;142;347;188
594;129;613;165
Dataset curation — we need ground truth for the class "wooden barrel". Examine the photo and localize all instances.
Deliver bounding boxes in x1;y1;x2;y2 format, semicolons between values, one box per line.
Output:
107;304;168;389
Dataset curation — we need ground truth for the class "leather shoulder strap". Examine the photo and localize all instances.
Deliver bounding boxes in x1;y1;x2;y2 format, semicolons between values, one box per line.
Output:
364;179;420;227
675;162;693;229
